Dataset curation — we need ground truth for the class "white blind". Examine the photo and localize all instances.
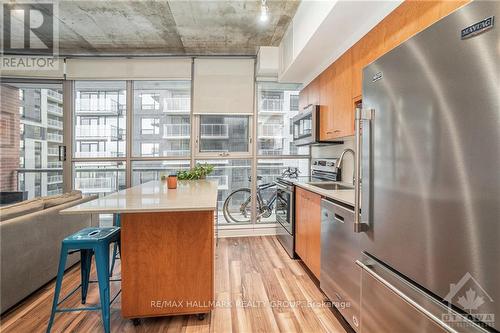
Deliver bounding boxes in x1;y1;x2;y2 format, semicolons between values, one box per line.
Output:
0;57;64;79
193;58;254;115
65;58;192;80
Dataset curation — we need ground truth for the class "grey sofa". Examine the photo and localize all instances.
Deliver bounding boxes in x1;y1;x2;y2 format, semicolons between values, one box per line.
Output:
0;193;98;313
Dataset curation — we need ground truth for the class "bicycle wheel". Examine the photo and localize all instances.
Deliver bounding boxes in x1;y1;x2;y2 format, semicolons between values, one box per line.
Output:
223;189;252;223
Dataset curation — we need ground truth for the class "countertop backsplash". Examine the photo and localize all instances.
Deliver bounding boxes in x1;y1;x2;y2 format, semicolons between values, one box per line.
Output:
311;136;355;184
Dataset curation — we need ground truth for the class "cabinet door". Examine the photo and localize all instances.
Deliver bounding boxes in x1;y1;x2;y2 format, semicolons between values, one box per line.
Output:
299;85;309;111
308;78;320;106
332;50;354;139
295;188;308;260
351;23;385;100
307;191;322;278
319;65;335;140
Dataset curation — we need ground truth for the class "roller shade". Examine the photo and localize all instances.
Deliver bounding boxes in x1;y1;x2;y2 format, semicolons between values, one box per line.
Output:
0;57;64;79
65;58;192;80
193;58;254;115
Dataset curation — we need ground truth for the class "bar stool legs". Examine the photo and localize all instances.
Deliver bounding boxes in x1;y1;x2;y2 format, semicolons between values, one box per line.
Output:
46;227;120;333
46;244;68;333
95;244;111;333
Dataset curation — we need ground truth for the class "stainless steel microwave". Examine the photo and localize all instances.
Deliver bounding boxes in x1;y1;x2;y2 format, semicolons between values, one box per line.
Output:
292;104;320;146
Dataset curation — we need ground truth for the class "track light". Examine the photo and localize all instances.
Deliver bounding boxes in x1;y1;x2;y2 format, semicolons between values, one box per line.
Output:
260;0;269;23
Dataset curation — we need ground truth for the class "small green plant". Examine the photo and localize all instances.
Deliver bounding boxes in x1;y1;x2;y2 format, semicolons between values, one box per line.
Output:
177;163;214;180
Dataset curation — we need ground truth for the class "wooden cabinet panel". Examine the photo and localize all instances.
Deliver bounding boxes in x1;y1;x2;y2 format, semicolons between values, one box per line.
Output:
319;65;335;140
295;188;308;260
299;85;308;111
307;192;322;278
308;78;320;105
332;49;354;139
351;23;384;100
295;187;322;279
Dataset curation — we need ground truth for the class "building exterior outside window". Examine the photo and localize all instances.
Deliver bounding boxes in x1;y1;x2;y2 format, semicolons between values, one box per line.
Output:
74;81;126;159
133;81;191;158
0;83;64;199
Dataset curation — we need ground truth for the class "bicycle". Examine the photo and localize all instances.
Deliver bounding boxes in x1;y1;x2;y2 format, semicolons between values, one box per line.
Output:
222;168;299;223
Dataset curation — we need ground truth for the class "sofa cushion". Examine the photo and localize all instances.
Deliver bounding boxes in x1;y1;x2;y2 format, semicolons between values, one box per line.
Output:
0;198;44;221
43;190;82;209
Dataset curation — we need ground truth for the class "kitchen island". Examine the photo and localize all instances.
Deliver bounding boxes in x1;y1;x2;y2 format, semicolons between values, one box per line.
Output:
61;180;218;319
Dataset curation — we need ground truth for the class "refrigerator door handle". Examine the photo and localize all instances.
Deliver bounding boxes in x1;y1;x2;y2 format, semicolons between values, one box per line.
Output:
354;108;371;233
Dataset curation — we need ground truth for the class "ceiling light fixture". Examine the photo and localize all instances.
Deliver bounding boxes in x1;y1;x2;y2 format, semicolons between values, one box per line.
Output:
260;0;269;23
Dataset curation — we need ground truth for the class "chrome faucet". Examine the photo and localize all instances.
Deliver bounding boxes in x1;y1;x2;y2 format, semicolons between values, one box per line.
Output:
335;148;355;184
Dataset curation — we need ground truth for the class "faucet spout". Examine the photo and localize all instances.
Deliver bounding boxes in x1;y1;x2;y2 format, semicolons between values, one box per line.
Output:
335;148;355;184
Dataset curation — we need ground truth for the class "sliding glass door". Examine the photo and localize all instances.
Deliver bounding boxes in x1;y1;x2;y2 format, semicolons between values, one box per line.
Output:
0;81;66;202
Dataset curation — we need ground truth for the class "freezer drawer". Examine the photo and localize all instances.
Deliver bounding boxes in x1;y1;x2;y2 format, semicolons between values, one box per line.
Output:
320;199;361;331
358;255;488;333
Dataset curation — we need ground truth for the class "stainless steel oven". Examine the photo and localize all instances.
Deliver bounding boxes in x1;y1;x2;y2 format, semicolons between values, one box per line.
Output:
274;159;339;259
275;181;295;258
292;104;320;146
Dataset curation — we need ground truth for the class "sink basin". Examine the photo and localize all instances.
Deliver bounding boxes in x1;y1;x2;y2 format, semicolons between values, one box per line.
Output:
307;182;354;191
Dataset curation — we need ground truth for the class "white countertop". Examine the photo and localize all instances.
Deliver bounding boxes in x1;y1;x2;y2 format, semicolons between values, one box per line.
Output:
293;180;355;207
61;180;219;215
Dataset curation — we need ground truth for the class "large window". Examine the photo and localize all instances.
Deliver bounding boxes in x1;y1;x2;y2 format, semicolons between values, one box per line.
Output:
133;81;191;157
132;160;190;186
0;82;64;200
196;159;252;224
74;81;126;158
257;82;309;156
198;115;250;154
73;161;126;197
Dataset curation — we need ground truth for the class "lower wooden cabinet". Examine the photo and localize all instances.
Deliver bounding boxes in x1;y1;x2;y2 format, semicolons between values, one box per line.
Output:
295;187;321;278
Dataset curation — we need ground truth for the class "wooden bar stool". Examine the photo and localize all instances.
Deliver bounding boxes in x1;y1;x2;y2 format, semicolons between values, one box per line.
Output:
46;227;120;333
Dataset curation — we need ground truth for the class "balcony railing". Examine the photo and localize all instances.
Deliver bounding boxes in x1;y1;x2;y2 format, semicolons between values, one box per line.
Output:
260;98;283;112
47;161;63;168
163;124;190;138
259;124;283;137
200;124;229;139
47;104;63;116
76;151;115;158
47;90;63;102
164;97;190;113
47;175;63;184
47;133;63;142
48;147;59;156
164;150;190;157
74;177;116;194
75;125;119;139
47;119;63;129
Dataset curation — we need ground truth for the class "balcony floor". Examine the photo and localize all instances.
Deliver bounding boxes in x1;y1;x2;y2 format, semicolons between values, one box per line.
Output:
0;236;346;333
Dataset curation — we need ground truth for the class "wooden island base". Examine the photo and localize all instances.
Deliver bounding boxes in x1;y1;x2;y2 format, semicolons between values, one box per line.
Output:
121;210;214;319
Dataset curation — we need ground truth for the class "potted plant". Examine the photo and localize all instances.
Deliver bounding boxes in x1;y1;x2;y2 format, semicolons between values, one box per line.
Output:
177;163;214;180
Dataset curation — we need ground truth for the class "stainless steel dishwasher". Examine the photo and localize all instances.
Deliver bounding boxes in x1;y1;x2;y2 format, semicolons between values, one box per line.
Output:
320;198;361;331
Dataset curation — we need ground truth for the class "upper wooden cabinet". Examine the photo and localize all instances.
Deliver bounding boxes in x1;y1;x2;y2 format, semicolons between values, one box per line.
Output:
304;1;469;138
319;64;335;139
299;84;309;111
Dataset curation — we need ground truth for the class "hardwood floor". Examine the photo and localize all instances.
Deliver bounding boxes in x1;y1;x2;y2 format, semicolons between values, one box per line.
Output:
0;236;346;333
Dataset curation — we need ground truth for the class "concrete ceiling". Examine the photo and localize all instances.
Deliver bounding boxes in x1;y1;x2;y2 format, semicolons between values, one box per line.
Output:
54;0;300;56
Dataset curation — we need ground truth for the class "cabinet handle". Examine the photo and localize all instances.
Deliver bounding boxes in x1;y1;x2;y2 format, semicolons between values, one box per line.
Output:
334;130;341;132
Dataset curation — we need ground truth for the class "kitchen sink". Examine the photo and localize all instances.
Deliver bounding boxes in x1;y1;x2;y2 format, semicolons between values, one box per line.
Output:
307;182;354;191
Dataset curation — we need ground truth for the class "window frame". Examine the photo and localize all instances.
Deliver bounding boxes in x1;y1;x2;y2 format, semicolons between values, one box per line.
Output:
193;115;253;159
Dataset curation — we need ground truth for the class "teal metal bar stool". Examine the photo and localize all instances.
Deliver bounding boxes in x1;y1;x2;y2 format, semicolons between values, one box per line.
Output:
46;227;120;333
110;214;121;276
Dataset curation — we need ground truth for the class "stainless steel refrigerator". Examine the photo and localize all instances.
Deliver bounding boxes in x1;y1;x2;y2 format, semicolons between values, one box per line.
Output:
359;1;499;332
